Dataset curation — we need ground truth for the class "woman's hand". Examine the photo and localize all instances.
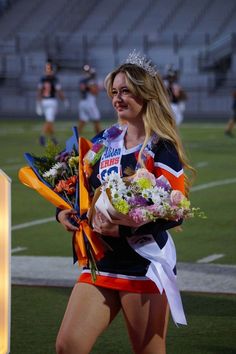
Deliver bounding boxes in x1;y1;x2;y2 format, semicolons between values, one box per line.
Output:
92;211;119;237
57;209;79;232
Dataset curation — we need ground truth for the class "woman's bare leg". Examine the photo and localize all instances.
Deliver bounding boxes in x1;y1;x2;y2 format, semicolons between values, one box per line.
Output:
43;121;54;136
56;283;121;354
225;118;235;135
78;120;86;135
93;121;102;134
120;291;169;354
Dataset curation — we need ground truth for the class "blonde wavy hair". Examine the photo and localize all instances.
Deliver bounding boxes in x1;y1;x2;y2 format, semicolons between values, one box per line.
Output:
105;63;195;196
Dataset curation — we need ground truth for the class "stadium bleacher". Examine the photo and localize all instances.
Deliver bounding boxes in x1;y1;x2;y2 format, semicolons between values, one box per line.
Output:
0;0;235;120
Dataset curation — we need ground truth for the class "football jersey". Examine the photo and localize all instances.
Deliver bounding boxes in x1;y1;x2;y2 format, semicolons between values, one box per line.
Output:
38;75;61;98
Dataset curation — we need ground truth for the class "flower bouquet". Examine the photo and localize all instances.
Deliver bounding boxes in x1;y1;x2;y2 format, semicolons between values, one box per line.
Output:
25;140;79;208
18;127;106;281
95;168;205;227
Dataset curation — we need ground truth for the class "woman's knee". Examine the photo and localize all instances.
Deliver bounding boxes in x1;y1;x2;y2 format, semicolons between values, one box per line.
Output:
55;332;75;354
131;338;166;354
55;331;70;354
55;330;92;354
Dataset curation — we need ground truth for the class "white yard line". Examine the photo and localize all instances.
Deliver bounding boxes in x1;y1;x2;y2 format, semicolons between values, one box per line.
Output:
12;177;236;231
197;254;225;263
12;217;55;231
191;178;236;192
195;161;208;168
11;247;27;254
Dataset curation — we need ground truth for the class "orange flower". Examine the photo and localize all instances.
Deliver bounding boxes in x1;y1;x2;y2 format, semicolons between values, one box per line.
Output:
54;179;67;193
54;176;77;194
67;175;77;185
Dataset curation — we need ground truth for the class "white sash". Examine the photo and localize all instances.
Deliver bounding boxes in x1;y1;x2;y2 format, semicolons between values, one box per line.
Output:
127;233;187;326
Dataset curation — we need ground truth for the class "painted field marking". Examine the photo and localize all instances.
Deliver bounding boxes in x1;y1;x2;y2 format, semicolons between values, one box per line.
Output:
191;177;236;192
12;177;236;231
11;247;27;254
197;254;225;263
195;161;208;168
12;217;55;231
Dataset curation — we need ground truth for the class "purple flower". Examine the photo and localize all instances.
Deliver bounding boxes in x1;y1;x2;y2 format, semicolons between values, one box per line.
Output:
155;175;171;191
128;196;148;207
129;208;146;223
55;151;69;163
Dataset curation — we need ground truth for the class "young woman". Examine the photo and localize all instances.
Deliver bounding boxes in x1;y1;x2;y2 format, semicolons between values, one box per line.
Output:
56;52;194;354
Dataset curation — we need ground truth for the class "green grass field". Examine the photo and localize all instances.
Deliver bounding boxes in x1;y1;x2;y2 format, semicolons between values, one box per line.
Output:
1;119;236;353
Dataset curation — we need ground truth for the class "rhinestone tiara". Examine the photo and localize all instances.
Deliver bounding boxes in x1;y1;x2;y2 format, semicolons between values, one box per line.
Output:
125;49;157;77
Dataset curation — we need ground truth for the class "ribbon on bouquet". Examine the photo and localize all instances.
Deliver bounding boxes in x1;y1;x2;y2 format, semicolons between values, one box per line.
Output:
73;137;106;265
18;135;106;268
78;137;93;215
127;233;187;326
18;166;72;210
74;220;105;266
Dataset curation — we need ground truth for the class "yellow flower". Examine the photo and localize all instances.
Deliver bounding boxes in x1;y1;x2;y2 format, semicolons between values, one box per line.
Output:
180;198;190;209
68;156;79;168
136;177;152;190
113;199;130;214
